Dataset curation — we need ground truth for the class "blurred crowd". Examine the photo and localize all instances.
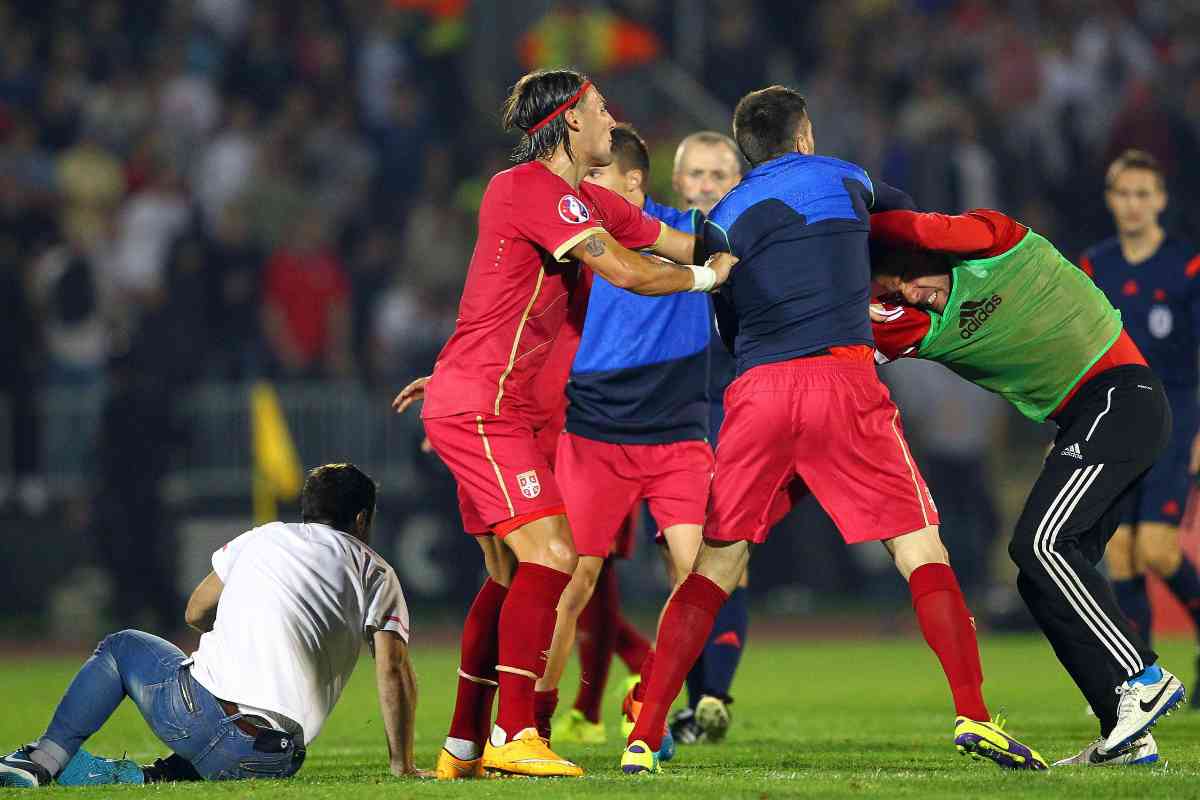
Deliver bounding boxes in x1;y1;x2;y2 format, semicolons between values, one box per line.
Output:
0;1;1197;617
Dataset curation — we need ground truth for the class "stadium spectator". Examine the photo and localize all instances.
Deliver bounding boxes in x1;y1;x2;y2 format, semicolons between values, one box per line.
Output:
204;201;265;380
194;98;258;232
261;210;353;379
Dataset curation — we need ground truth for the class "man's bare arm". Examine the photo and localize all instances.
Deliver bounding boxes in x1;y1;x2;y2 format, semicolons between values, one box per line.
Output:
373;630;428;777
185;571;224;632
647;223;707;267
569;231;736;296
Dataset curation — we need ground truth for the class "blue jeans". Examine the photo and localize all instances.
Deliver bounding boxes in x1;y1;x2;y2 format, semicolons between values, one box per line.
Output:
37;630;304;781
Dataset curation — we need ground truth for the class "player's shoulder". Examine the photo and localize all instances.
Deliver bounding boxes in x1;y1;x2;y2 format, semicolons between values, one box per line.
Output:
489;162;569;200
1161;236;1200;265
806;154;870;180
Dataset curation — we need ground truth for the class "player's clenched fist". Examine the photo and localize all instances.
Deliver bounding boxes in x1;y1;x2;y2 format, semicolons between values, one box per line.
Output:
392;376;430;414
706;252;739;288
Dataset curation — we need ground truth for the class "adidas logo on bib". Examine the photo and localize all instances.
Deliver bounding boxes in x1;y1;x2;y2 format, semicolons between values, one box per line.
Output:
1061;442;1083;460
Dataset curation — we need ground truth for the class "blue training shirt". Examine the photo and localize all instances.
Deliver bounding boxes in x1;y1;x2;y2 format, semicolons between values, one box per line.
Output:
566;196;718;444
704;153;879;374
1082;236;1200;389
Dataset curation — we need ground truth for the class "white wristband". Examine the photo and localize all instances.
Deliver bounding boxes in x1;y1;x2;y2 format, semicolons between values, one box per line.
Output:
687;264;717;293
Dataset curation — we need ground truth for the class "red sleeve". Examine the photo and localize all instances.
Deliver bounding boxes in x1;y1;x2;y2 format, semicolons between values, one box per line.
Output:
1078;253;1095;278
509;169;606;262
583;182;663;250
870;300;931;362
870;209;1027;258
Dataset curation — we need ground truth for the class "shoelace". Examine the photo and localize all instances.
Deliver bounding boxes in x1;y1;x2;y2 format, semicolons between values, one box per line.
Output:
1113;681;1140;718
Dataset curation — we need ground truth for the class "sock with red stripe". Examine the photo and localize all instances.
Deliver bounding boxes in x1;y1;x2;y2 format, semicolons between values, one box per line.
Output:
493;563;572;742
909;563;989;721
701;586;748;701
573;560;620;723
628;575;727;750
632;650;654;702
446;578;506;756
1165;557;1200;644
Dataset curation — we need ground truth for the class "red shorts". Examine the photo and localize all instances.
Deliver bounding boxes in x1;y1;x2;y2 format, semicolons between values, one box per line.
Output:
611;504;642;559
556;432;713;558
707;353;938;545
424;412;566;537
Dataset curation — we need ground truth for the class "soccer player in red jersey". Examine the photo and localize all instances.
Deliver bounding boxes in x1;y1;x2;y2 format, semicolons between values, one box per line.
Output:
869;206;1185;765
392;69;737;778
620;86;1045;774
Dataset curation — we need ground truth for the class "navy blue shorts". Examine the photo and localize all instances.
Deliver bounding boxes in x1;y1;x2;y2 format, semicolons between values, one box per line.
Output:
1121;386;1197;527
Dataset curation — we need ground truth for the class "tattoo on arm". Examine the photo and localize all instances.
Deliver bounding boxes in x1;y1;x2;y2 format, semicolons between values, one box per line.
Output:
584;235;606;257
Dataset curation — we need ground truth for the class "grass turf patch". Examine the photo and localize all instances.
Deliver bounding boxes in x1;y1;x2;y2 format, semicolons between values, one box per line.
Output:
2;634;1198;799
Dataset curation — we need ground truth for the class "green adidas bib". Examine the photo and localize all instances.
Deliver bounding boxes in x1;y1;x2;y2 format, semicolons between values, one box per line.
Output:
916;231;1122;421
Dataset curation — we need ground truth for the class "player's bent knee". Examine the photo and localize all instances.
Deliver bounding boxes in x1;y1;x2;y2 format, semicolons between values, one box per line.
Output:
694;539;750;593
887;525;948;580
1007;535;1034;570
1142;547;1182;578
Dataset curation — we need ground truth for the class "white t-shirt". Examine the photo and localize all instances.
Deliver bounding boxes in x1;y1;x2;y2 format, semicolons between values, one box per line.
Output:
189;522;409;745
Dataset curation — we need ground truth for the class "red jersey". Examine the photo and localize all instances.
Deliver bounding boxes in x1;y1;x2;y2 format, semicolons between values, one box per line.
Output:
422;161;663;421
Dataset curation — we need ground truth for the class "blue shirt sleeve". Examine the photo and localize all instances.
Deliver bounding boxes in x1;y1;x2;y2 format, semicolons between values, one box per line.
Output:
703;216;734;256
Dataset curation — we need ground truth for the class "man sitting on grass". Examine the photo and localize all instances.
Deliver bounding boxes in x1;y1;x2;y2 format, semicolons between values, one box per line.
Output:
0;463;426;786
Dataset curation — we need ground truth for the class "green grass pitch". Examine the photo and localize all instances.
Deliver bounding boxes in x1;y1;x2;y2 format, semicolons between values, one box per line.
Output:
2;634;1199;799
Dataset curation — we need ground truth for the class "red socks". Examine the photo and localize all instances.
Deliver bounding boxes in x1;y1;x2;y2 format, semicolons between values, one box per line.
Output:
628;575;727;749
633;649;654;702
909;563;989;722
447;578;507;749
494;563;572;740
573;560;620;722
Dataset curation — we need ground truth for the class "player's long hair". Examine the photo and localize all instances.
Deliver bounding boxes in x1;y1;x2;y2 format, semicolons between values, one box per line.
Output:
502;69;590;164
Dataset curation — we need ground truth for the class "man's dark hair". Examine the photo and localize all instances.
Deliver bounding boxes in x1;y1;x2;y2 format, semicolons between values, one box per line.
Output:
1106;148;1165;191
502;69;590;164
869;241;952;280
610;123;650;177
300;463;377;536
732;85;809;167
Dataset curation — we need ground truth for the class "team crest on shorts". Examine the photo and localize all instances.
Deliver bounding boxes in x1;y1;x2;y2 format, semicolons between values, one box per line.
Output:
558;195;590;224
517;470;542;499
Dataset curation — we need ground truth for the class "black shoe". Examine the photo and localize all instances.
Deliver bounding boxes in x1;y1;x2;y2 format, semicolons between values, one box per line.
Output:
141;753;202;783
0;746;53;788
668;708;705;744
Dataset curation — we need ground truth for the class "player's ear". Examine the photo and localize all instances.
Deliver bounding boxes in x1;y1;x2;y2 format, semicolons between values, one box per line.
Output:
626;168;644;194
563;105;584;133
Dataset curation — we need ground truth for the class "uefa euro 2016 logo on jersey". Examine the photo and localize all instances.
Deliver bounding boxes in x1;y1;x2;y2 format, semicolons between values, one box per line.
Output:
517;470;542;499
959;294;1002;339
558;195;590;224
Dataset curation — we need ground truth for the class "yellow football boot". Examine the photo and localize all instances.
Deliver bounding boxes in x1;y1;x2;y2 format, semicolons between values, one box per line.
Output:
481;727;584;777
435;748;484;780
